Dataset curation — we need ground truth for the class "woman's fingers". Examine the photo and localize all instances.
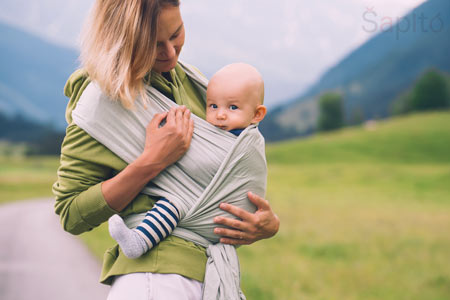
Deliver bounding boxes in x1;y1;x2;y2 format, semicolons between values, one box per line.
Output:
220;237;252;246
218;203;254;222
186;118;195;148
213;206;256;245
165;106;176;124
166;106;190;135
182;108;192;137
175;105;185;127
213;228;252;245
140;105;195;172
177;108;193;149
148;112;168;130
214;214;249;231
214;193;280;246
247;191;270;210
182;109;191;130
166;105;186;126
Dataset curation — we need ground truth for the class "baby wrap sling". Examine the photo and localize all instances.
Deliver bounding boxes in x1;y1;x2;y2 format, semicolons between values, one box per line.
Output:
72;62;267;300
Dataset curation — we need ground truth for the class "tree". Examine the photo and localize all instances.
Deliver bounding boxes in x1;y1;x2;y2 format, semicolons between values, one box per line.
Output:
350;106;365;125
409;69;449;111
317;92;344;131
390;89;413;115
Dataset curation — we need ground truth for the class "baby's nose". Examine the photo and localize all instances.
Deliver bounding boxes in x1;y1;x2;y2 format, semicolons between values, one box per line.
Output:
217;110;226;119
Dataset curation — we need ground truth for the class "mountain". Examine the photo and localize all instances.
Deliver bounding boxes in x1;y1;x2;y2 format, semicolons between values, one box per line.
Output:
0;22;79;129
260;0;450;142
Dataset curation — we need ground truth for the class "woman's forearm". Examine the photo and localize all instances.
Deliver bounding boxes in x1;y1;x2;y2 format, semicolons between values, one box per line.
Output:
102;154;165;212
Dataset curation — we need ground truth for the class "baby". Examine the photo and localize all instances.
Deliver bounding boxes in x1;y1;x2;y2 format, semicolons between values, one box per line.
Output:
109;63;267;258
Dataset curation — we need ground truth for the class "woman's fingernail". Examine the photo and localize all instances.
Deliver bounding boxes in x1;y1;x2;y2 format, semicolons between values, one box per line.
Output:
220;203;228;209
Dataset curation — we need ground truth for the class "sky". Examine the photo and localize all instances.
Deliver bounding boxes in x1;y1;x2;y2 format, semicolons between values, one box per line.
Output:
0;0;426;107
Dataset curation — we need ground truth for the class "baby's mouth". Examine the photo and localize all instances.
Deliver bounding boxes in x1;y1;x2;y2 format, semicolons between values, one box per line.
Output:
215;125;227;130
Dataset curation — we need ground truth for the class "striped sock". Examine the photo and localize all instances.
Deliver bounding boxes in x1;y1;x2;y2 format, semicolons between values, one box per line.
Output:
135;198;181;250
109;214;149;259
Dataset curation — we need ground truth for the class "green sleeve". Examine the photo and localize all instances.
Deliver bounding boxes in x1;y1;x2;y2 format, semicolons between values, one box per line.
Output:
53;123;123;235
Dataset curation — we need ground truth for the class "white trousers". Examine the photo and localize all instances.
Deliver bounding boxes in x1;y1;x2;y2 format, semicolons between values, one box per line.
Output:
107;273;203;300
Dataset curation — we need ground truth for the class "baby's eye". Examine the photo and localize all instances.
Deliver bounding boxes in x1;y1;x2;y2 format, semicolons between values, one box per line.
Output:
229;105;238;110
209;104;218;109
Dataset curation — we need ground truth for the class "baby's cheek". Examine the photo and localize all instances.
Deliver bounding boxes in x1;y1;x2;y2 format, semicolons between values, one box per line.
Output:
206;113;214;124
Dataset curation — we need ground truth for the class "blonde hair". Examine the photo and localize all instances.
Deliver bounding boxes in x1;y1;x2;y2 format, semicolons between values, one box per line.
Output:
80;0;179;108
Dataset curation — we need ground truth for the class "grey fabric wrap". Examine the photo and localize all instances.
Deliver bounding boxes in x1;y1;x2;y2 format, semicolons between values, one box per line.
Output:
72;62;267;300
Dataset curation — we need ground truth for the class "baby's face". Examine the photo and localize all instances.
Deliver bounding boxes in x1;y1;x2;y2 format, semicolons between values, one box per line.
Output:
206;83;258;131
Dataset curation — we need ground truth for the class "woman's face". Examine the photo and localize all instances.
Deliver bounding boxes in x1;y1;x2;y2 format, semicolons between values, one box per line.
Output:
153;5;185;74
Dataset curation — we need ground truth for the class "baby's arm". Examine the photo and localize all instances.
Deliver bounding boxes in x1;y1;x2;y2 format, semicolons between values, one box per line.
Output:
109;198;181;259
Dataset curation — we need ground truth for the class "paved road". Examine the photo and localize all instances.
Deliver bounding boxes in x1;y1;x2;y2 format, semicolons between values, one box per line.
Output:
0;198;110;300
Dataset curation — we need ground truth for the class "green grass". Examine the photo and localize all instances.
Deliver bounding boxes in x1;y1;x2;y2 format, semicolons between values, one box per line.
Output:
237;111;450;299
0;155;60;204
2;111;449;299
266;112;450;164
238;163;450;300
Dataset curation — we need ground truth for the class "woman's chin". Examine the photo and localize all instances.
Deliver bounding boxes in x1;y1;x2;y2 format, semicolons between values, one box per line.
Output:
154;60;177;73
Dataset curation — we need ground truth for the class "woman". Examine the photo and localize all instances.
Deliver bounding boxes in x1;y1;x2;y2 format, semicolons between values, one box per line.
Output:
53;0;279;299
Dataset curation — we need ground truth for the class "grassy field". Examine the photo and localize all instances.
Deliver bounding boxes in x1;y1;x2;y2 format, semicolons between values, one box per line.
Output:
239;111;450;300
1;111;449;299
0;155;60;204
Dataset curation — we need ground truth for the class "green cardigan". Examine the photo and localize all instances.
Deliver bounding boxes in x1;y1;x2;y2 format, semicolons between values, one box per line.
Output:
53;64;208;285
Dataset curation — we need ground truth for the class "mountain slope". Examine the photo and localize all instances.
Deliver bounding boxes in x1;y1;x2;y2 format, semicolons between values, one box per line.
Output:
261;0;450;141
0;22;79;129
266;111;450;165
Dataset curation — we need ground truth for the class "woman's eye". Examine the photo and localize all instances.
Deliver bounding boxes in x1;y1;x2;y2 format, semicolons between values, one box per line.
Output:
230;105;238;110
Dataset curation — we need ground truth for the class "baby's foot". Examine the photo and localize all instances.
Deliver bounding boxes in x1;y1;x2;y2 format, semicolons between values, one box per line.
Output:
108;215;148;259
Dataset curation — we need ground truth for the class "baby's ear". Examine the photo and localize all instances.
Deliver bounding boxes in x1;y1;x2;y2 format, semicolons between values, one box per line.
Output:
252;105;267;123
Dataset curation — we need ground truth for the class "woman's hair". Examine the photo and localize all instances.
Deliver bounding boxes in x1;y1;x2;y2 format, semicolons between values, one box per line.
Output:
80;0;180;108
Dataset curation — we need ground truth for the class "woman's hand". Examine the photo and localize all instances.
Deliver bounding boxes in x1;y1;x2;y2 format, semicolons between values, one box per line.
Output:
213;192;280;245
136;106;195;171
102;106;194;212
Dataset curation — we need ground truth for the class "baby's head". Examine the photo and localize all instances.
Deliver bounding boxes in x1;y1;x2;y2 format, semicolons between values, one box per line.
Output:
206;63;266;131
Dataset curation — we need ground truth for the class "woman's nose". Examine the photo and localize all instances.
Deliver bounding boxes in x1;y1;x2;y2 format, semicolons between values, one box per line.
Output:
159;41;176;59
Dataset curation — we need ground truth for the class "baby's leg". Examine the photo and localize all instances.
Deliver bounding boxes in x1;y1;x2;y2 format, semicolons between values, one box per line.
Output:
109;198;181;259
108;215;148;259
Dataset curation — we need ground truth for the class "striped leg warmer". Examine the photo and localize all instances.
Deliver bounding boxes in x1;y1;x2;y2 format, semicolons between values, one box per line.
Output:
108;198;181;259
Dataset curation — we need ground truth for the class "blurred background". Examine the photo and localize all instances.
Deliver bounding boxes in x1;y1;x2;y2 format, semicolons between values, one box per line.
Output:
0;0;449;299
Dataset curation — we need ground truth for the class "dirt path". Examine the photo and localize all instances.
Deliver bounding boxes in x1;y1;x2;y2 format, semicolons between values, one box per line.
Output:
0;198;110;300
